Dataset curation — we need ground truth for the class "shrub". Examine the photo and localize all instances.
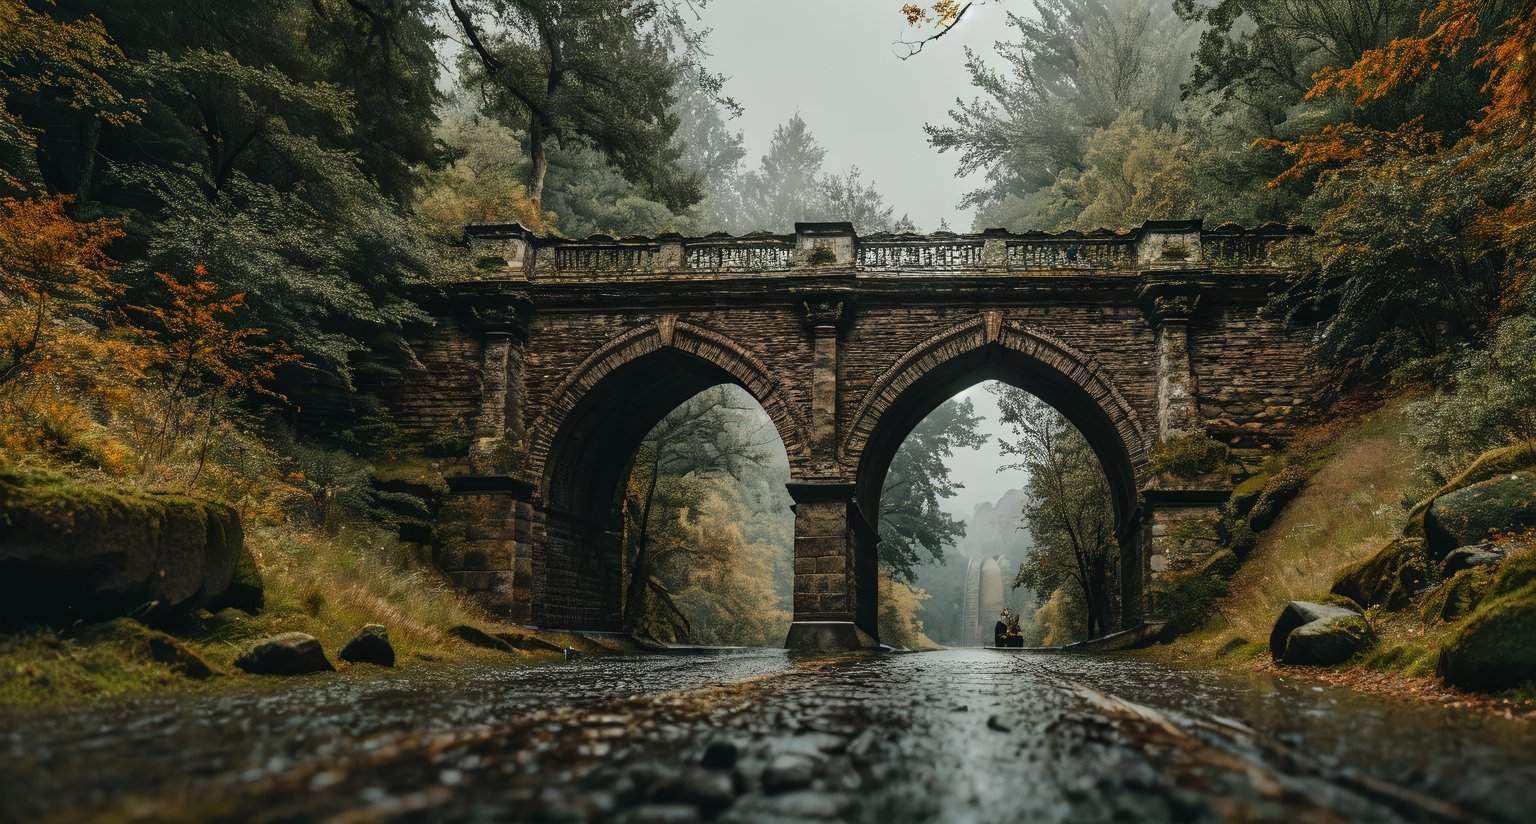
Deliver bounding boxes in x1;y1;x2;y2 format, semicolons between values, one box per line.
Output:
1406;315;1536;484
806;245;837;265
1149;433;1230;478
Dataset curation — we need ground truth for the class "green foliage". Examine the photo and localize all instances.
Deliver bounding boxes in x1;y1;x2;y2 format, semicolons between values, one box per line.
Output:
454;0;703;211
1405;317;1536;484
1149;432;1230;478
996;386;1119;638
1150;569;1229;636
622;386;792;643
877;397;988;582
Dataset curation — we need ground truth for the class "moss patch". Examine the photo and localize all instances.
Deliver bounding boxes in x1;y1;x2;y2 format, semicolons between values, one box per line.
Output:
1331;538;1433;612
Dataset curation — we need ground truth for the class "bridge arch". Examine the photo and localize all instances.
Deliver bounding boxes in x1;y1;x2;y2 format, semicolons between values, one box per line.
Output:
845;312;1151;538
812;312;1154;646
527;319;805;629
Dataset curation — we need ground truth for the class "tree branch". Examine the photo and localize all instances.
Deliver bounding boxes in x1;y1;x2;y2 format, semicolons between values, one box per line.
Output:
893;2;981;61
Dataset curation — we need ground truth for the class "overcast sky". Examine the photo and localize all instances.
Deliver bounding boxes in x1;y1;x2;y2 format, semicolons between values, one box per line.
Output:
696;0;1008;232
694;4;1031;517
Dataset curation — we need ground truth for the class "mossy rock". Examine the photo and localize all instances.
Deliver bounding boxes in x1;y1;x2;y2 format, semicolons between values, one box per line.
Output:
1247;466;1310;532
67;618;216;679
0;467;248;628
1438;583;1536;692
1228;463;1281;519
1282;613;1375;666
1269;600;1360;660
1419;566;1498;624
1424;472;1536;560
1331;538;1434;612
1484;548;1536;601
1406;440;1536;528
207;542;264;614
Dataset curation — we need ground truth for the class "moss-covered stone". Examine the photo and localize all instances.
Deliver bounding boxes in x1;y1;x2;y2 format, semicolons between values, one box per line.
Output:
1248;466;1310;532
1269;600;1360;660
1331;538;1434;612
67;618;215;679
0;466;252;628
1406;440;1536;529
1438;584;1536;692
1419;565;1498;624
1424;472;1536;559
1283;613;1375;666
1228;462;1281;519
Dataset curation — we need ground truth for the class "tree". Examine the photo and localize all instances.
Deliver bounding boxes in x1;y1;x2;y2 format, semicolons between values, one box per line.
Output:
925;0;1200;227
878;397;988;582
737;114;828;233
416;111;555;240
0;195;123;389
450;0;702;212
1259;0;1535;379
132;266;302;487
623;386;782;639
0;0;138;192
818;166;913;233
995;387;1118;639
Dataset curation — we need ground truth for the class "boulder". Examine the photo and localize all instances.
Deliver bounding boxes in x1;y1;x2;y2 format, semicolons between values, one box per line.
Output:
1424;472;1536;560
1268;601;1361;661
206;541;263;614
235;632;334;675
1442;542;1507;577
494;631;564;654
1331;538;1433;612
1438;588;1536;692
1406;440;1536;535
338;624;395;667
0;468;248;628
69;618;215;679
448;624;514;652
1419;567;1496;624
1281;613;1375;666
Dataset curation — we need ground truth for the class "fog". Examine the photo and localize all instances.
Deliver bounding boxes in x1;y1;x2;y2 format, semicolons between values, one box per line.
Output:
697;0;1005;231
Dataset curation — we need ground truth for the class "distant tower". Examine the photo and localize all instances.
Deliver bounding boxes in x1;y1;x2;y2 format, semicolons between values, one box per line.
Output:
963;557;982;646
979;557;1004;639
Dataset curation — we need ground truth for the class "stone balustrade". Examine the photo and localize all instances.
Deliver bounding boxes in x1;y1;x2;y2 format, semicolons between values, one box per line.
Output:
463;219;1309;280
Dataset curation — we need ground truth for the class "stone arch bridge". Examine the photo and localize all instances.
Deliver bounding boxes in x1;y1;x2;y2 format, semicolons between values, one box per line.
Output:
384;220;1320;648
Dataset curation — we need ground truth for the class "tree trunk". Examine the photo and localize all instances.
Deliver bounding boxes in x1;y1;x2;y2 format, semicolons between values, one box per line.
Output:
76;115;100;202
528;114;548;210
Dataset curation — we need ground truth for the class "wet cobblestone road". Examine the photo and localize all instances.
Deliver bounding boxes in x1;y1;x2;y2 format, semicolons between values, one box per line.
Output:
4;649;1535;823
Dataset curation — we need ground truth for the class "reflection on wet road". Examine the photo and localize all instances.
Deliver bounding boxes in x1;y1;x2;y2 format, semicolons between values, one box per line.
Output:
4;649;1534;822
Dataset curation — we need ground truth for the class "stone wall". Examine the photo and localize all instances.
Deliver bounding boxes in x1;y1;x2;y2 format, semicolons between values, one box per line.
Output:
384;220;1322;645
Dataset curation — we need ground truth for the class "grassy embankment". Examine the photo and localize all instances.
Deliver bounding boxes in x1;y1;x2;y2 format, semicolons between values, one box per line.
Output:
0;461;620;707
1143;397;1536;707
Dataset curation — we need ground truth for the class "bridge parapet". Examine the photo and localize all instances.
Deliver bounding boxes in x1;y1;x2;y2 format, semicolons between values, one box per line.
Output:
462;219;1308;281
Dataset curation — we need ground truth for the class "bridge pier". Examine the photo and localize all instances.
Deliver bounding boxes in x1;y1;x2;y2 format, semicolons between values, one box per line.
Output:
784;482;881;650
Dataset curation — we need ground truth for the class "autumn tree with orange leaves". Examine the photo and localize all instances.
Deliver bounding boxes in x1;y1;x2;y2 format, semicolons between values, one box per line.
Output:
1263;0;1536;376
131;267;302;486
